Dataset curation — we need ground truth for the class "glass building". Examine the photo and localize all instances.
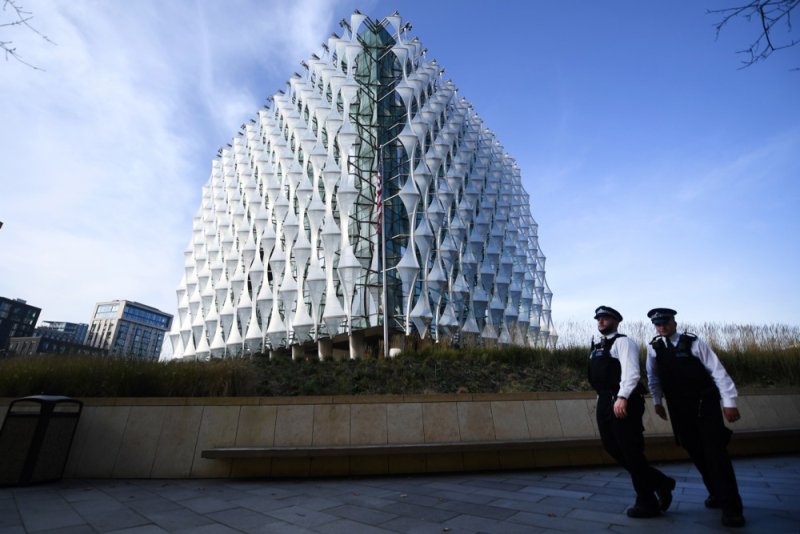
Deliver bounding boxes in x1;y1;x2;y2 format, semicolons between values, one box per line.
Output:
0;297;41;354
37;321;89;344
86;300;173;360
168;12;555;360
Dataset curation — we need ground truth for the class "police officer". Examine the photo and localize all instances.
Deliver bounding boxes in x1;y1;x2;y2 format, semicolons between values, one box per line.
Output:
646;308;745;528
590;306;675;518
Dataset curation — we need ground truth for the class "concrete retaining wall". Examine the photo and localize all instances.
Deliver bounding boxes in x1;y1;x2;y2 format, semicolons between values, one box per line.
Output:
1;390;798;479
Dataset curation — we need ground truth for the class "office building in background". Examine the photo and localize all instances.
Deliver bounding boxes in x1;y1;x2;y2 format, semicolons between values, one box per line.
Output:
0;297;41;353
37;321;89;344
85;300;172;360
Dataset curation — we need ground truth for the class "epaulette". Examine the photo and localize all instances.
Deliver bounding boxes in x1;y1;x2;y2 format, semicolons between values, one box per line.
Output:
681;332;698;340
649;335;661;345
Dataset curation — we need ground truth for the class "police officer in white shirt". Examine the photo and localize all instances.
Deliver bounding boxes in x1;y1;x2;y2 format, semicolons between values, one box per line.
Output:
646;307;745;528
589;306;675;518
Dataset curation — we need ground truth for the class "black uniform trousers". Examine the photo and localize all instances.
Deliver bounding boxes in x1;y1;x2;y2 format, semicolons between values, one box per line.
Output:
596;391;669;507
667;395;743;514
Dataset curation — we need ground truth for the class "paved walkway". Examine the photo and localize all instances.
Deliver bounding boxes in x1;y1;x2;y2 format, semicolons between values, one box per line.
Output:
2;454;798;533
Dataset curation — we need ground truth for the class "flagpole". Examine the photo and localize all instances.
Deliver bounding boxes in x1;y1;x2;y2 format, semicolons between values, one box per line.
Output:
380;144;389;359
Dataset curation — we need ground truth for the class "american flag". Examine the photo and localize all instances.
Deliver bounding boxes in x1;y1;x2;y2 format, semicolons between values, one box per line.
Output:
375;152;383;239
375;169;383;236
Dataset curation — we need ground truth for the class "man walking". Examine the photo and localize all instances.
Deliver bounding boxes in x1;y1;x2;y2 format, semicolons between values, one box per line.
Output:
589;306;675;518
646;307;745;527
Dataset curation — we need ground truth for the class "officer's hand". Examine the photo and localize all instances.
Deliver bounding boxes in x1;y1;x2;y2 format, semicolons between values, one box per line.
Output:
613;398;628;418
654;404;668;420
723;407;741;423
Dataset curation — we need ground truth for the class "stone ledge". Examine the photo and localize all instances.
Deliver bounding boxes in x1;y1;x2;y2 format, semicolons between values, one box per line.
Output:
1;387;796;407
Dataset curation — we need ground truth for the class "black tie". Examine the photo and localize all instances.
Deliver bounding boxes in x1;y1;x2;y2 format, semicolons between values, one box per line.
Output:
665;336;674;349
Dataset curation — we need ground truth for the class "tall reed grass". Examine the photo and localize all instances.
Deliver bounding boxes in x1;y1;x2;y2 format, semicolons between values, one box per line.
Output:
0;322;797;397
554;320;800;352
555;320;800;387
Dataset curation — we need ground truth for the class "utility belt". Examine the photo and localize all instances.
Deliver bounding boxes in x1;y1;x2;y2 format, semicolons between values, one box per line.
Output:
596;383;645;400
664;385;720;406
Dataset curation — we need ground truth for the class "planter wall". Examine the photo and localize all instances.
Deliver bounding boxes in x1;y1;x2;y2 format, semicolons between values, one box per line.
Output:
1;390;797;479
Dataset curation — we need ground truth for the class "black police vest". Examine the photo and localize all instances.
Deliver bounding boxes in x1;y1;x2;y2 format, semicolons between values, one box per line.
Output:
588;335;625;393
650;333;718;401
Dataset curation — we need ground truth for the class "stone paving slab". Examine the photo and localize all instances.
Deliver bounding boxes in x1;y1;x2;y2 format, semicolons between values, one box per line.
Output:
2;454;798;533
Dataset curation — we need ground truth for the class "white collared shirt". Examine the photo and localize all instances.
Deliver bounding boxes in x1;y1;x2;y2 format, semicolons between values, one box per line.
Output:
604;332;641;399
646;332;738;408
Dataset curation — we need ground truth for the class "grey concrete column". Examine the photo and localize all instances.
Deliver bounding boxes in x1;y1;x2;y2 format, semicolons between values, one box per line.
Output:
317;338;333;360
348;331;365;359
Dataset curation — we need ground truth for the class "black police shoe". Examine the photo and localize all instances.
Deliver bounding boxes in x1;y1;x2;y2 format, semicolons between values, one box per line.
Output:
721;510;746;527
657;477;676;511
704;495;720;509
626;504;661;518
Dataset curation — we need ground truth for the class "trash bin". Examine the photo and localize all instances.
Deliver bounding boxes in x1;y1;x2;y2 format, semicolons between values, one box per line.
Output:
0;395;83;486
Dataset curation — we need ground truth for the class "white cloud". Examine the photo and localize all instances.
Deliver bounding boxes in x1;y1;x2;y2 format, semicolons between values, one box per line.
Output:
0;0;352;323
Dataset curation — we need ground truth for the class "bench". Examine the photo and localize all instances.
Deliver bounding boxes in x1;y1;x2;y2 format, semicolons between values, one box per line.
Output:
202;437;602;459
201;428;800;462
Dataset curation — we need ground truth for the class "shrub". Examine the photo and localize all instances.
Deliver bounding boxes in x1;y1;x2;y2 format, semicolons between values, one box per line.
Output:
0;355;257;397
0;328;797;398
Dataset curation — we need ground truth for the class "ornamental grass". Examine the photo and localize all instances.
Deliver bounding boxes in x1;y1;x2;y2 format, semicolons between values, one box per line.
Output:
0;322;796;397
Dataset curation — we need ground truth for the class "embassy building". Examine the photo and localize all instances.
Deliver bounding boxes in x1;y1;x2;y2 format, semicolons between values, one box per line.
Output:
167;12;554;360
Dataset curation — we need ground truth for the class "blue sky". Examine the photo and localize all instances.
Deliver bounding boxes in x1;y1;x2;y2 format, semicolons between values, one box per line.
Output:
1;0;798;342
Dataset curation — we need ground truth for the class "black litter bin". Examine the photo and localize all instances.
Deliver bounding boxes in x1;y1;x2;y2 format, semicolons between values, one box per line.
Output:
0;395;83;486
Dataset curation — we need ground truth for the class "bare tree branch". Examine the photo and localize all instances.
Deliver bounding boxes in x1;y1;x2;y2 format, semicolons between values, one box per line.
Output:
709;0;800;69
1;0;56;70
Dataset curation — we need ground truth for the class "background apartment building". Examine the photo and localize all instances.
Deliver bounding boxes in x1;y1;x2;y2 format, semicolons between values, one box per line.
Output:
9;320;95;356
36;321;89;343
85;300;173;360
0;297;41;354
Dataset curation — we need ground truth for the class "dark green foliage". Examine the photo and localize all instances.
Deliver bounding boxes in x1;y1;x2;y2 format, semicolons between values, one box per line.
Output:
251;347;591;396
0;355;257;397
0;345;796;398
